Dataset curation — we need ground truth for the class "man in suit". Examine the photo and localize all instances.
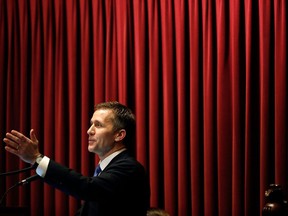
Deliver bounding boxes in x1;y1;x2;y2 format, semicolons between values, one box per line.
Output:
3;101;150;216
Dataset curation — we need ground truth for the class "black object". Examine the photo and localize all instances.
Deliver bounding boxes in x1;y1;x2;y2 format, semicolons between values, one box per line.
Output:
262;184;288;216
0;175;40;206
0;207;29;216
0;165;36;177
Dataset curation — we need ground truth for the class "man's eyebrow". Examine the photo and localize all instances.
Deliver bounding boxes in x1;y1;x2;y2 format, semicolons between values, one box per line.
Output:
90;120;102;125
90;120;97;125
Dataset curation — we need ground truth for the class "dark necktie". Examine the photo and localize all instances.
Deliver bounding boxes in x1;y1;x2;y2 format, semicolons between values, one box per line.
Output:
94;164;102;176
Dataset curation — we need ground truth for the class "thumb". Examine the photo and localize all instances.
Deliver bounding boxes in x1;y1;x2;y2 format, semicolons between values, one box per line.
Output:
30;129;38;143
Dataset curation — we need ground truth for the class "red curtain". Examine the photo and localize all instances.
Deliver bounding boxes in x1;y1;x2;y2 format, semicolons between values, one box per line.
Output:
0;0;287;216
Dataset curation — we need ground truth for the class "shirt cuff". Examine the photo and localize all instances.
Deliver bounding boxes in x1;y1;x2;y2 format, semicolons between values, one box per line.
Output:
36;156;50;177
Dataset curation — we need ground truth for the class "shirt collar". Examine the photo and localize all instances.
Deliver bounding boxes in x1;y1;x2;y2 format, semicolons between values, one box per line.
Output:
99;148;126;171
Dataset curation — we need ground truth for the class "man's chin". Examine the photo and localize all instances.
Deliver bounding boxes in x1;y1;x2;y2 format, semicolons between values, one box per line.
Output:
88;145;95;153
88;146;102;155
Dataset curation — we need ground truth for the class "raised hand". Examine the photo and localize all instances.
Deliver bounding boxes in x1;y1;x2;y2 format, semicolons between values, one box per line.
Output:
3;129;41;164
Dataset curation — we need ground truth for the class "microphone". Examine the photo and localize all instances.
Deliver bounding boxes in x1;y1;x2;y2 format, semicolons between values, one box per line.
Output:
0;165;37;177
0;174;41;205
18;174;40;185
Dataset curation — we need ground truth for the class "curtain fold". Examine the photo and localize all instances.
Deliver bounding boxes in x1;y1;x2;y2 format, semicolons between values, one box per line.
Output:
0;0;287;216
274;0;287;186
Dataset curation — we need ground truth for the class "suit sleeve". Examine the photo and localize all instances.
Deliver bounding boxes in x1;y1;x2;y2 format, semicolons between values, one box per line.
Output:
43;158;147;202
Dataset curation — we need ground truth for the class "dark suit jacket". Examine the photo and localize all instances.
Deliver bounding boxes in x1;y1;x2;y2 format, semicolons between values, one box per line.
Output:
43;150;150;216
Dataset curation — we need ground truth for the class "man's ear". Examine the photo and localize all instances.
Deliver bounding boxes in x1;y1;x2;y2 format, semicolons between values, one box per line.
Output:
115;129;126;142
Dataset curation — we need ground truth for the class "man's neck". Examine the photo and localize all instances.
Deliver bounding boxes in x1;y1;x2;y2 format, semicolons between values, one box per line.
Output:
99;143;126;161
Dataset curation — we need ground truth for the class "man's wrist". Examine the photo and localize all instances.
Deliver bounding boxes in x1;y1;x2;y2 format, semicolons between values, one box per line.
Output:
33;154;44;167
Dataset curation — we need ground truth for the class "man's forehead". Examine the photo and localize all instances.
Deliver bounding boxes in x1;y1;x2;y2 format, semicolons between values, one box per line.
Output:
91;109;113;122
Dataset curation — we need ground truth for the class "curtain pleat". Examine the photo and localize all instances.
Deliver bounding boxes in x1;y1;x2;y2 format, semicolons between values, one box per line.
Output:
189;1;203;215
273;0;287;187
66;0;80;215
174;1;189;216
134;0;148;166
160;1;177;215
147;0;161;208
202;0;218;215
0;1;287;216
230;1;244;216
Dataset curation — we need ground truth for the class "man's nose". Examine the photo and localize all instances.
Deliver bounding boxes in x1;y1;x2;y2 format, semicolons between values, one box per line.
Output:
87;124;94;134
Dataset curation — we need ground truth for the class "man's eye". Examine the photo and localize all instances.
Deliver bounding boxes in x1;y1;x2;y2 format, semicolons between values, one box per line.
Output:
95;122;102;127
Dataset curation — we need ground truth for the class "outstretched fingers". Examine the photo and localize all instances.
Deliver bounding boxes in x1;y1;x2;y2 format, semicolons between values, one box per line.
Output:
3;132;20;151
